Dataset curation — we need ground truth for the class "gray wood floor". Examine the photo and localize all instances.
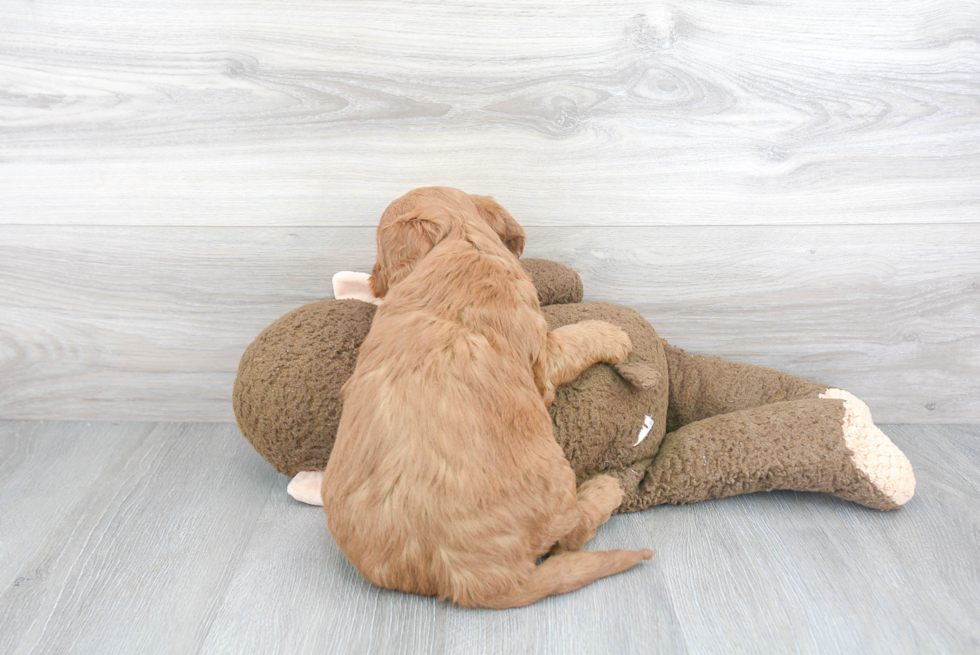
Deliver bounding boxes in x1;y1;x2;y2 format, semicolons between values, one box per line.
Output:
1;422;977;654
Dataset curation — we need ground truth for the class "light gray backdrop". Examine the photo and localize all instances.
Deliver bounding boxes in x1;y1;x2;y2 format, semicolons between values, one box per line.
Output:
1;0;978;422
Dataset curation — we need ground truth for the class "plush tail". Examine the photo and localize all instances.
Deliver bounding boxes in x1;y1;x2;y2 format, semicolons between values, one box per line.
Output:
462;548;654;609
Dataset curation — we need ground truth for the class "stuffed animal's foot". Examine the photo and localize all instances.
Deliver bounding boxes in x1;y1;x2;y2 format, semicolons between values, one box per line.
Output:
286;470;324;505
820;388;915;509
607;392;915;513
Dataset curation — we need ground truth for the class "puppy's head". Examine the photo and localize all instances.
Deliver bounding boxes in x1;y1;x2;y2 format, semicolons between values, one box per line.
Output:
369;188;527;298
370;205;454;298
468;194;526;259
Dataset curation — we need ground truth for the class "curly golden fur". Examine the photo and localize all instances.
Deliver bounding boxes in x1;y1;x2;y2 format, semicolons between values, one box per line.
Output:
322;187;653;608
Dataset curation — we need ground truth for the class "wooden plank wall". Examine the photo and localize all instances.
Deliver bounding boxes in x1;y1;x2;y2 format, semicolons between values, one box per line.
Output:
1;0;978;423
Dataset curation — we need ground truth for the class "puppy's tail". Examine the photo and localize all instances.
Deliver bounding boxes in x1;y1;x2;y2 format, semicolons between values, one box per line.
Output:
462;549;654;609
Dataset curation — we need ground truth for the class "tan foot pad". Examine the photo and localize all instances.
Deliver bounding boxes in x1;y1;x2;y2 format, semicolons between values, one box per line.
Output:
286;470;325;506
820;388;915;506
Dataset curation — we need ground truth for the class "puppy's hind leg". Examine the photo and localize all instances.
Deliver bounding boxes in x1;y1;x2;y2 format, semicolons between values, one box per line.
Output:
457;477;653;609
552;475;626;554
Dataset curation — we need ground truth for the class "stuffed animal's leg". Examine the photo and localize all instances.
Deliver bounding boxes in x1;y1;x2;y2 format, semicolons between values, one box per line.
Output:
550;475;625;554
286;470;324;505
541;321;631;405
608;392;914;513
664;342;828;431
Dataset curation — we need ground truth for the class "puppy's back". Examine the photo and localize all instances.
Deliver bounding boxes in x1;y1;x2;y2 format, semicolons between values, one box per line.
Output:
326;282;570;569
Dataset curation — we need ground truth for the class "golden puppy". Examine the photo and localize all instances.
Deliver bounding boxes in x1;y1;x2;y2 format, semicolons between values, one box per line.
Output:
322;187;653;608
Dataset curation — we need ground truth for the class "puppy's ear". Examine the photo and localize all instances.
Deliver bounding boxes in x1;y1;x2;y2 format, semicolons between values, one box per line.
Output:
368;260;390;299
469;194;526;258
369;207;454;297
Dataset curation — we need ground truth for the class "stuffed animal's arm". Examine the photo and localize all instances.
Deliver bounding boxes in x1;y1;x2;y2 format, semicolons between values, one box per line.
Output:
287;471;324;505
519;259;583;305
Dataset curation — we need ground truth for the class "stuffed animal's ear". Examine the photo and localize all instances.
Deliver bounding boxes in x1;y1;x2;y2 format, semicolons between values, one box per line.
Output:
469;194;526;258
333;271;383;305
370;206;454;297
614;361;662;390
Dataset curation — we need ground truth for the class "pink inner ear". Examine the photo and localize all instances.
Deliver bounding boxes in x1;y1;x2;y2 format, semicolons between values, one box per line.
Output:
332;271;383;305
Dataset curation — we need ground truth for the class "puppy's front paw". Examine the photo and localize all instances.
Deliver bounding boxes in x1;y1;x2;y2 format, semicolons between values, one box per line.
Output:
585;321;632;365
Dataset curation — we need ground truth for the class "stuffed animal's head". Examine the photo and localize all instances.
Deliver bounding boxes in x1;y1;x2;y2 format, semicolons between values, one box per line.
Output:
235;257;668;480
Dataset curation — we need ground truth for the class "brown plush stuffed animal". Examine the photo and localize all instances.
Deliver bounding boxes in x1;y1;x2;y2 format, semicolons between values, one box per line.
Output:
234;259;914;513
